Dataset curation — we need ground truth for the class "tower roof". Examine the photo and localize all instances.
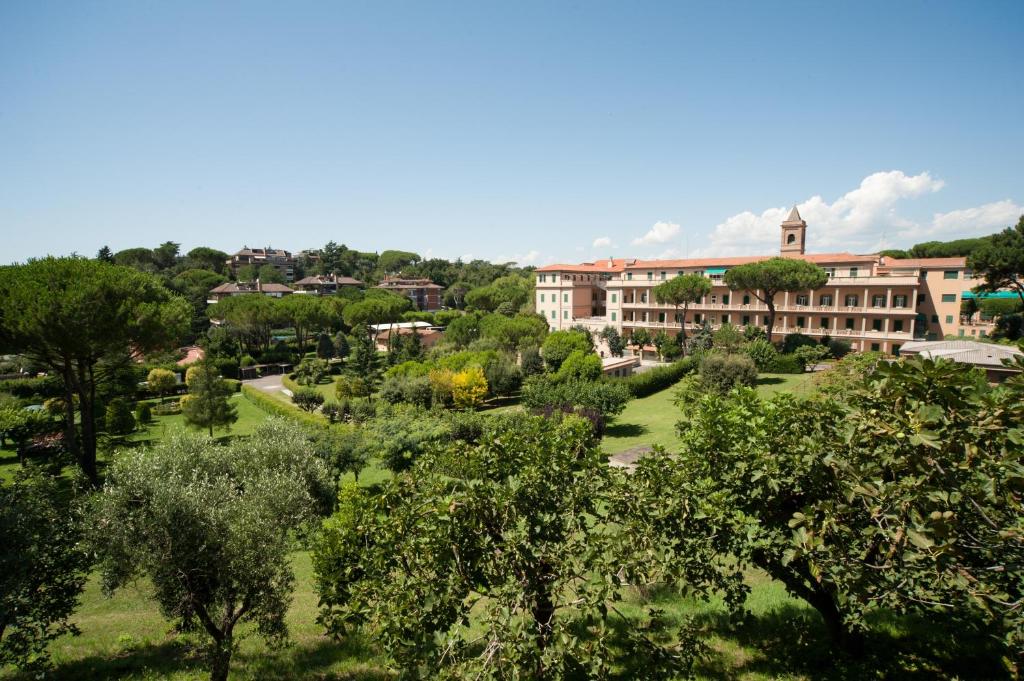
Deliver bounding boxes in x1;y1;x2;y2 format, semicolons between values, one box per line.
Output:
784;205;803;223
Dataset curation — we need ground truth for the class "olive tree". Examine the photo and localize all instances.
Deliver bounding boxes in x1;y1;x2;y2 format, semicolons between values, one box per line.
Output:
1;470;90;671
92;419;332;681
0;258;190;485
652;273;711;354
723;258;827;343
313;413;707;679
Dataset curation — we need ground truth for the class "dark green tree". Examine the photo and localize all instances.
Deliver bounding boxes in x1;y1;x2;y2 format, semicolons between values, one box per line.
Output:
0;258;190;485
95;245;114;263
652;273;711;354
316;332;335;359
969;214;1024;307
723;258;828;343
182;360;238;437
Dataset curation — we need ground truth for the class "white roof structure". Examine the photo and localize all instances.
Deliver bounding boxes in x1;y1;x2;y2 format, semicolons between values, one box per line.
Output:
899;340;1022;369
368;321;435;332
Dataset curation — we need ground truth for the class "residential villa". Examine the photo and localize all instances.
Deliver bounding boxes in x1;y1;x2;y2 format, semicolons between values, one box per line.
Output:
535;208;997;355
225;247;297;282
376;276;444;311
207;280;294;303
292;273;364;295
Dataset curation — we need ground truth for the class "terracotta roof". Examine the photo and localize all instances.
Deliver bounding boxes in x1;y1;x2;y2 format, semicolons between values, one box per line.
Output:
879;257;967;268
260;283;294;293
209;282;241;293
623;253;877;269
294;274;364;286
536;258;633;273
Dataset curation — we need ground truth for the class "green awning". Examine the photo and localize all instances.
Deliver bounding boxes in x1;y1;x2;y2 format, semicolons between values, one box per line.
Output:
705;267;727;274
961;291;1019;299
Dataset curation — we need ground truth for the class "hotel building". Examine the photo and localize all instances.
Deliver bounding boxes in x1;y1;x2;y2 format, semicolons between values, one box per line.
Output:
535;208;994;355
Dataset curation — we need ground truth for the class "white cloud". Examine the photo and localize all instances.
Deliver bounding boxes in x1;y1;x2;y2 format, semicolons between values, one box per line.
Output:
690;170;1013;258
631;221;680;245
592;236;613;249
493;249;542;265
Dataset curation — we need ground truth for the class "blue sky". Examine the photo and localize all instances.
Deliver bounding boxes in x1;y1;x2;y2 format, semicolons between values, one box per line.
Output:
2;1;1022;266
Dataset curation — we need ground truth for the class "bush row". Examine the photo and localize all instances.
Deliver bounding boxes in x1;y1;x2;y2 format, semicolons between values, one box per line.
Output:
613;357;697;398
241;384;327;430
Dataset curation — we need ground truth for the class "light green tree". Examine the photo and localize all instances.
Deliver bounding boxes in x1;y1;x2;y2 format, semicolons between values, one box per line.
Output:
182;360;238;436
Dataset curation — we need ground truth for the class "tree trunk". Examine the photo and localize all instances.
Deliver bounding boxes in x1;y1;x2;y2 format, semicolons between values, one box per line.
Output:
208;637;232;681
60;361;81;470
76;363;99;487
678;304;688;356
765;299;776;345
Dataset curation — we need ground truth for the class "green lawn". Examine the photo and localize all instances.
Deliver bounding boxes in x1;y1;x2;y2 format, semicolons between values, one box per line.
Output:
603;372;818;455
127;393;271;445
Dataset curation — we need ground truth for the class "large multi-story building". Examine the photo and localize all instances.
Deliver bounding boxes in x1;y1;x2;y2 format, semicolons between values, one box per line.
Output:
535;208;995;355
377;276;444;311
226;247;296;282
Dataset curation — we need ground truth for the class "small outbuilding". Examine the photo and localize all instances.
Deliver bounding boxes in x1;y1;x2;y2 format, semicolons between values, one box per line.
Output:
898;340;1023;383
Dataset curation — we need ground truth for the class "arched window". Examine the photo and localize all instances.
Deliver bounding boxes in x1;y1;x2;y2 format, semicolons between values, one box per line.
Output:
787;233;797;244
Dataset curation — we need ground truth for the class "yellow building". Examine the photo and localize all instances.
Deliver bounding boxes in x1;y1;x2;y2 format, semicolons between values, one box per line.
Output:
535;208;994;354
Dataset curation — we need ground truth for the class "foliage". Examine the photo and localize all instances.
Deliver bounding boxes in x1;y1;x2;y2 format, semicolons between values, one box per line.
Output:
792;343;830;367
629;328;651;351
450;365;488;409
520;344;544;376
293;358;329;385
181;359;238;436
541;329;594;371
767;353;805;374
313;426;371;485
345;326;380;382
135;402;152;424
698;353;758;394
104;398;136;436
828;338;852;359
342;292;411;329
813;351;885;395
210;294;284;357
994;313;1023;341
379;374;434;408
615;357;696;398
92;421;331;681
599;325;626;357
335;374;371;399
477;312;548;351
0;470;90;672
314;415;703;679
724;258;828;342
969;214;1024;307
554;349;602;382
652;273;711;353
744;338;779;371
520;375;631;416
687;323;714;353
0;257;191;485
711;323;744;353
293;386;326;412
333;331;350;359
781;332;819;354
464;274;533;312
366;408;451;472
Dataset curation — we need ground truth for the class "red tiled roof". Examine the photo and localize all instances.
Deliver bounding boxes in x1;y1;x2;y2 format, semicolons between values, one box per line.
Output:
536;259;633;273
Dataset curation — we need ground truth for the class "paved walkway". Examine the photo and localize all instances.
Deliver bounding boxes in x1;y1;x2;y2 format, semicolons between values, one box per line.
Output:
608;445;652;471
245;374;285;393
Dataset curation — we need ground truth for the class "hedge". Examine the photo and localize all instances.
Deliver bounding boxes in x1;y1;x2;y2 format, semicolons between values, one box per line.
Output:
281;374;302;394
241;384;328;430
612;357;697;398
0;376;64;399
768;354;805;374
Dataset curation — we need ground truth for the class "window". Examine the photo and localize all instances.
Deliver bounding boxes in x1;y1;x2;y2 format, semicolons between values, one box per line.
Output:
846;318;855;330
647;272;653;280
893;344;901;356
872;319;882;331
722;294;730;304
538;274;546;283
871;343;880;352
610;312;616;321
763;316;770;326
693;314;702;323
658;312;666;323
660;271;666;280
796;316;805;328
824;267;835;277
820;317;830;329
945;315;954;324
931;314;939;323
723;314;730;324
892;295;906;308
709;315;716;324
550;311;556;319
820;294;833;306
850;267;859;278
742;294;750;305
845;294;859;307
610;293;617;303
872;295;885;308
917;294;926;304
563;293;569;303
540;294;545;302
981;330;988;337
742;315;750;325
796;295;809;306
958;329;965;336
626;272;633;280
563;311;568;319
941;294;957;303
943;270;958;280
893;320;904;332
787;233;796;244
640;293;647;303
674;313;681;323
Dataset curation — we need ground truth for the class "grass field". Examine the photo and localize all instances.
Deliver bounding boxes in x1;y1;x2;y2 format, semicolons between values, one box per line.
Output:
603;372;816;455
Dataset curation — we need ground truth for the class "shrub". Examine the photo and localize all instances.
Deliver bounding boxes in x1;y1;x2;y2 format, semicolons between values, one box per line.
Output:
744;338;779;371
451;366;488;410
781;332;818;354
241;385;327;429
828;339;853;359
482;354;522;397
793;344;830;367
321;401;347;424
292;387;325;412
380;375;433;408
135;402;152;424
348;398;377;424
554;350;602;383
520;375;630;416
104;398;136;436
768;353;805;374
541;330;593;371
698;353;758;394
213;357;239;379
519;345;544;376
335;375;370;399
294;358;329;386
615;357;696;398
533;404;606;439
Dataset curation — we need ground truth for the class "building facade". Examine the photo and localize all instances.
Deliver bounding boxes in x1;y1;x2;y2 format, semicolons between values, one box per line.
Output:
292;273;364;295
376;277;444;311
226;247;297;282
535;209;995;355
207;281;294;303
